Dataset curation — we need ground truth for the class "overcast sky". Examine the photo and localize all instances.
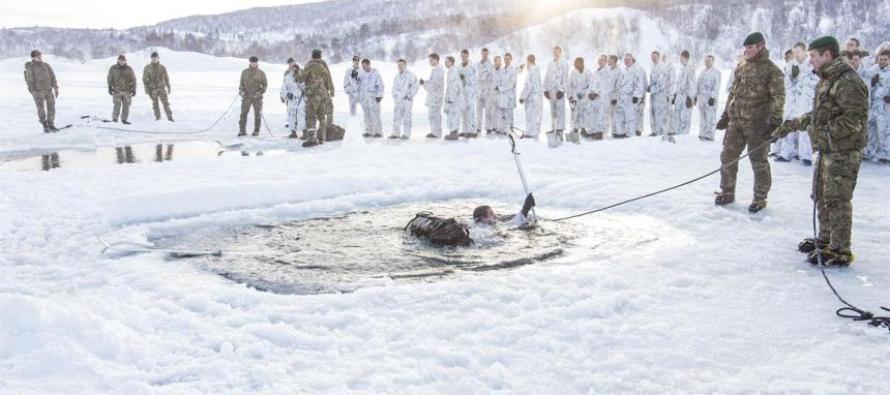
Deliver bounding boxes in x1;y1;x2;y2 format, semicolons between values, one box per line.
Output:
0;1;325;29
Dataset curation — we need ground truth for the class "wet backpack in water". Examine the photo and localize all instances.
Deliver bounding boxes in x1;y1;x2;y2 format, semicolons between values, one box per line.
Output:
405;212;472;247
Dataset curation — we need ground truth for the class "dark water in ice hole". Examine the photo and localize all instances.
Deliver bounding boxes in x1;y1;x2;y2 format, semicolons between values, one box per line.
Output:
150;201;601;295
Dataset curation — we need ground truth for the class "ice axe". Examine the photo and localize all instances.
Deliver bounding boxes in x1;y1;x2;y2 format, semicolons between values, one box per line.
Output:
507;133;537;222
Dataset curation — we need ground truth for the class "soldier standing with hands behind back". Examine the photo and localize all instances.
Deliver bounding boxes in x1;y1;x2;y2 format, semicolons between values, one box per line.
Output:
714;32;785;213
143;52;174;122
238;56;267;137
107;54;137;125
24;49;59;133
772;36;869;266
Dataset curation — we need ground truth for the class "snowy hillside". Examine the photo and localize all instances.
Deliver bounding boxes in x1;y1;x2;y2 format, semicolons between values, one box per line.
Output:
3;0;889;64
2;45;890;394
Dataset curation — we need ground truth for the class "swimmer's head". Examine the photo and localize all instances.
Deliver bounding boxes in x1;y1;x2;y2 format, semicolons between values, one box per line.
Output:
473;206;496;224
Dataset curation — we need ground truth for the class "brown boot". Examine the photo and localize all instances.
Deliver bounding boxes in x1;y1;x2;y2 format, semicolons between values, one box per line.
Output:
714;192;735;206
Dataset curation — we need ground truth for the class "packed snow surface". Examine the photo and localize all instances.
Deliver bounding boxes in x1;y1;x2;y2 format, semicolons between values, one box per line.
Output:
1;49;888;394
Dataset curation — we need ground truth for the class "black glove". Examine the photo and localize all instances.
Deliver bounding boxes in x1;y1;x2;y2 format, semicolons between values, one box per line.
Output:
556;91;565;100
716;113;729;130
108;88;114;96
632;97;639;104
872;74;880;88
685;96;694;108
521;193;536;217
576;93;582;100
459;73;465;81
375;97;382;103
671;94;676;105
884;95;890;104
610;99;617;106
791;65;800;80
419;78;425;85
588;92;598;100
519;99;524;105
286;92;294;100
544;91;551;100
646;86;651;93
708;97;716;107
351;69;358;79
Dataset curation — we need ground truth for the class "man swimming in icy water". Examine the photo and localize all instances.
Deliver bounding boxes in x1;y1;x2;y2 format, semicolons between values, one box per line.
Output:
406;194;536;247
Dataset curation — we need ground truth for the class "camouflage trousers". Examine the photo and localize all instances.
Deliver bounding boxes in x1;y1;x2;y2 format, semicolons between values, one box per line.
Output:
719;123;772;200
813;151;861;253
239;95;263;133
148;88;173;120
112;92;132;122
32;90;55;124
305;94;328;142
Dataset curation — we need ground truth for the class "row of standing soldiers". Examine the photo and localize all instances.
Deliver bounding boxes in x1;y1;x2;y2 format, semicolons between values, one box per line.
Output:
24;50;173;132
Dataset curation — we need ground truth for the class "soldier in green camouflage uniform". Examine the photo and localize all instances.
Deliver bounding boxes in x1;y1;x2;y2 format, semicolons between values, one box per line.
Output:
23;50;59;132
107;54;137;124
239;56;268;136
772;36;869;266
715;32;786;213
321;59;336;128
297;49;334;147
143;52;174;122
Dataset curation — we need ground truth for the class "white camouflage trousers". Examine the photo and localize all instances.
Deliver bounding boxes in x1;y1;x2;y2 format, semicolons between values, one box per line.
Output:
361;96;383;135
392;98;413;138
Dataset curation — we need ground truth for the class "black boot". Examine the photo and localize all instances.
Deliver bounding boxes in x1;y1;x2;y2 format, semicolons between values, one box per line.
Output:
714;192;735;206
122;120;131;125
798;238;828;253
444;130;459;141
42;121;50;133
288;130;299;139
252;130;260;137
748;199;767;213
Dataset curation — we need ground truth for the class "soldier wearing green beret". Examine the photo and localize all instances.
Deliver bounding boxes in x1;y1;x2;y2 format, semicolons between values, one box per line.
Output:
772;36;870;266
715;32;786;213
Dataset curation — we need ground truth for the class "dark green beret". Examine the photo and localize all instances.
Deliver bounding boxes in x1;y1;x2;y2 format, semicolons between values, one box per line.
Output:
744;32;765;46
808;36;839;51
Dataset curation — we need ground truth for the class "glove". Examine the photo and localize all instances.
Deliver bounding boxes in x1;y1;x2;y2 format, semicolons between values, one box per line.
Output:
556;91;565;100
694;97;698;106
791;65;800;80
544;91;551;100
716;113;729;130
375;97;382;103
351;70;358;79
872;74;880;88
884;95;890;104
770;121;793;142
286;92;294;100
519;99;524;105
419;78;425;85
521;193;536;217
576;93;583;100
685;96;693;108
588;92;598;100
459;73;465;81
632;97;639;104
671;94;676;105
144;88;150;95
708;97;716;107
446;99;453;104
53;87;59;98
108;88;114;96
130;91;136;97
610;99;617;106
646;86;651;93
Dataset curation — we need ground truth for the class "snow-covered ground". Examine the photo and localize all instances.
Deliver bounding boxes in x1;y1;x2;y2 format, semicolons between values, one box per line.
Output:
1;49;889;394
